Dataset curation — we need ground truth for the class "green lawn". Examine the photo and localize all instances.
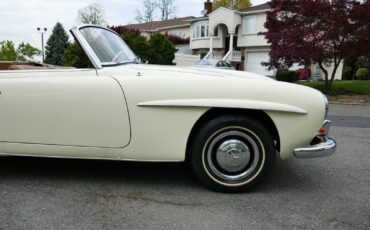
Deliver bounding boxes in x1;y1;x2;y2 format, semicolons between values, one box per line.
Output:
302;80;370;95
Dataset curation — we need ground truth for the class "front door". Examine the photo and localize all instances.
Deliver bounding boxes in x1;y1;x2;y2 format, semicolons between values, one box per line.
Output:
0;74;130;148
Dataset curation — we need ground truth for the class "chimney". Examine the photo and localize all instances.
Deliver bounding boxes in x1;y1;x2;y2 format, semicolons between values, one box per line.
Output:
204;0;213;14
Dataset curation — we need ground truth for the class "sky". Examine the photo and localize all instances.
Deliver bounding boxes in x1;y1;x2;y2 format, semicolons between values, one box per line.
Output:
0;0;267;51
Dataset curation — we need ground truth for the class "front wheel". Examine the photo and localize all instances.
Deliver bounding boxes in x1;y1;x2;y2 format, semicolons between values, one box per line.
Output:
190;115;276;192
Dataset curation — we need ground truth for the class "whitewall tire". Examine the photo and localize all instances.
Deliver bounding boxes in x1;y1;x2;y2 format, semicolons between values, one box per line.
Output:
190;115;276;192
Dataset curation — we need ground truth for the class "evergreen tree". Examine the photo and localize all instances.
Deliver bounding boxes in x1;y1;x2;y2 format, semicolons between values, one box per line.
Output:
45;22;69;65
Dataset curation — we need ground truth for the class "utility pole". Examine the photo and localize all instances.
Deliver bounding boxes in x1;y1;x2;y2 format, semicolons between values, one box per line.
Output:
37;27;47;63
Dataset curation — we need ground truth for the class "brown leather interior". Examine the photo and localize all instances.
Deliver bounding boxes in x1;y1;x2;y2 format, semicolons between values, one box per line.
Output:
8;65;51;70
0;61;75;70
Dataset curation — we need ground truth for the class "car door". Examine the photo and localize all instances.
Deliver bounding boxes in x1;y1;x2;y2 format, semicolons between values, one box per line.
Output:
0;72;130;148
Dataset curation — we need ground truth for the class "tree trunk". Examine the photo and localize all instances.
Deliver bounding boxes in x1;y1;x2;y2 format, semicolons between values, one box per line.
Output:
330;61;341;86
318;62;329;90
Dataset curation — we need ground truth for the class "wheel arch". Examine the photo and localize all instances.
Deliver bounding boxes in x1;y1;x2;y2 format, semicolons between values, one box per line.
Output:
185;108;280;161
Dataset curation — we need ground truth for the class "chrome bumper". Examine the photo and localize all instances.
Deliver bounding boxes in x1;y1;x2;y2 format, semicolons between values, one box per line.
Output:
294;120;337;158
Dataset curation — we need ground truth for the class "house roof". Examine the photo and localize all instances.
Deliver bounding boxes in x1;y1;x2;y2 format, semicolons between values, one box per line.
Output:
188;3;271;24
239;3;270;13
186;17;208;23
123;16;196;32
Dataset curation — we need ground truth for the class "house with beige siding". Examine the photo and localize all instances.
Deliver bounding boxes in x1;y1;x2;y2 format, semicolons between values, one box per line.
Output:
189;3;273;75
189;2;343;79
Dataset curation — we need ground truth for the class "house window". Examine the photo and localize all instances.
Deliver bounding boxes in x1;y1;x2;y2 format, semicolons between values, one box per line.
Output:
201;25;205;37
192;23;210;39
214;28;218;37
196;25;200;38
243;16;256;34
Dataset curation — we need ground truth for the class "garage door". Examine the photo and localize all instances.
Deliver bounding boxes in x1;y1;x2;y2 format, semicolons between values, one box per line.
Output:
245;51;274;76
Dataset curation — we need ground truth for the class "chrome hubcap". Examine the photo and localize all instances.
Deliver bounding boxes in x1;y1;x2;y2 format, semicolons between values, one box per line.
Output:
207;130;260;181
216;139;250;173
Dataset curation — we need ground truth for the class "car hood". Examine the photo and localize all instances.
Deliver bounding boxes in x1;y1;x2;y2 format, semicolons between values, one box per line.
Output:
103;64;324;114
120;64;275;82
101;64;324;113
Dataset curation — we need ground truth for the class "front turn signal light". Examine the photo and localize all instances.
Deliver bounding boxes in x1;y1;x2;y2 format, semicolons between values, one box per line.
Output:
319;127;326;135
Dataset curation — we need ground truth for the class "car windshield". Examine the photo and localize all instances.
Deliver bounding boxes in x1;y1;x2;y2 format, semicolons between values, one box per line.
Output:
195;59;218;66
80;27;136;66
216;61;232;67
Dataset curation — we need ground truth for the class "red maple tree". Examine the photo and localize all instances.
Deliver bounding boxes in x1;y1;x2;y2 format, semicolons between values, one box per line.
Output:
260;0;370;89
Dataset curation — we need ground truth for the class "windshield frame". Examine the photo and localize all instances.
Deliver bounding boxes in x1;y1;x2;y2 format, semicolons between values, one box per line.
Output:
70;25;137;69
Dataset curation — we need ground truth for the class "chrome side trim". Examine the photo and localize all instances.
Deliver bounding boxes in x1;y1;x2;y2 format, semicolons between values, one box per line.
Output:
0;152;183;162
138;99;307;114
70;26;102;69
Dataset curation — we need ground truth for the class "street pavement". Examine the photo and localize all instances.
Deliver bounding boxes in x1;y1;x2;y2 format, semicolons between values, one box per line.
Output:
0;104;369;230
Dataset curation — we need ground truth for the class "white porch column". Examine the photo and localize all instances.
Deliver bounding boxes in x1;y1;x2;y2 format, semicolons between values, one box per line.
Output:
229;33;234;56
203;33;214;60
209;34;213;55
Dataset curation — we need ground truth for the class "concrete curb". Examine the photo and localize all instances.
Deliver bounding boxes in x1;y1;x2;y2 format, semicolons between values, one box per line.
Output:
329;101;370;106
328;95;370;107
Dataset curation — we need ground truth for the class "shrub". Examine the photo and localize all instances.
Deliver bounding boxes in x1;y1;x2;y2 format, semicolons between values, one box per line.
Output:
355;68;369;80
303;80;370;96
111;26;176;65
276;69;299;82
165;33;190;45
121;31;149;62
342;65;353;80
147;33;176;65
63;43;93;68
297;68;311;80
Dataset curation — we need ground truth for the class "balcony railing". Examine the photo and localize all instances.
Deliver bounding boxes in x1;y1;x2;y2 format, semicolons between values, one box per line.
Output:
222;50;241;62
211;52;224;60
231;51;241;62
203;50;241;62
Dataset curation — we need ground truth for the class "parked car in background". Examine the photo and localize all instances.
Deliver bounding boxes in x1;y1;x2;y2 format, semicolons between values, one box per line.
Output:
193;59;235;70
0;26;336;192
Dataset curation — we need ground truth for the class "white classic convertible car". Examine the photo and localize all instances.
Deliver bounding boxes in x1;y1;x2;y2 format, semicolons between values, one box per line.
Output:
0;26;336;192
